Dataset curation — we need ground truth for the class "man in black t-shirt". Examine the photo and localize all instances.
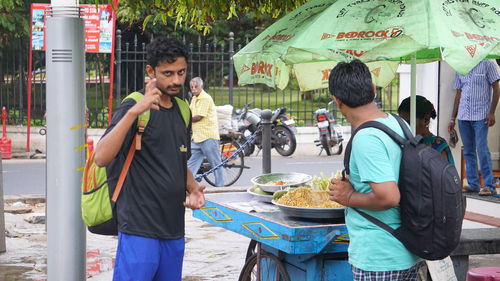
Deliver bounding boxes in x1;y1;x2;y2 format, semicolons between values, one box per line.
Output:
94;37;205;281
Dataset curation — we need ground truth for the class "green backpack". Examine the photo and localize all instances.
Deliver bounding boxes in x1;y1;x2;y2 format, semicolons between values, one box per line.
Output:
81;93;190;234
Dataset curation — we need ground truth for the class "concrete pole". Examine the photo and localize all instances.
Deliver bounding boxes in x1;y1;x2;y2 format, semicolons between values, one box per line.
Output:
45;2;86;280
0;156;6;253
228;32;235;105
410;52;417;134
261;109;273;174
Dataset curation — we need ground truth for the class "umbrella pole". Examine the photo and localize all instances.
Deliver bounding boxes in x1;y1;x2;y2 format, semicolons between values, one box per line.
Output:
410;52;417;134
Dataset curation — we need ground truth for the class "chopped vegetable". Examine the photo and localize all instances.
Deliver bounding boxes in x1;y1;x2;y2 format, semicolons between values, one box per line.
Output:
311;171;342;191
265;180;289;186
273;190;288;200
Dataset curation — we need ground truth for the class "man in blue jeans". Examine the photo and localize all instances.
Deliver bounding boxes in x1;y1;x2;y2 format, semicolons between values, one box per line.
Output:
449;60;499;196
187;77;224;186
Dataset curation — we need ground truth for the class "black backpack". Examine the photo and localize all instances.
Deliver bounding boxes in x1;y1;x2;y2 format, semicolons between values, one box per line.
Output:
343;114;465;261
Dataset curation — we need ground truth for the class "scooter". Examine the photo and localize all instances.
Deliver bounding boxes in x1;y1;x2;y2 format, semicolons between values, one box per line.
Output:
235;101;297;157
313;101;343;156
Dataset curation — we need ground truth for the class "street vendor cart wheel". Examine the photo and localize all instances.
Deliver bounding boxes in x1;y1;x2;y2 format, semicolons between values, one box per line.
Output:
239;250;291;281
245;240;258;261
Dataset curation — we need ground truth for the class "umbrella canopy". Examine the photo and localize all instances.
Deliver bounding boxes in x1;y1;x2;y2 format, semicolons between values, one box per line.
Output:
234;52;399;91
233;0;500;130
235;0;499;73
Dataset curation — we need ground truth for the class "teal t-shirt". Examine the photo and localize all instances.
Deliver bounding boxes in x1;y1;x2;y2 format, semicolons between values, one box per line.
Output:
346;114;421;271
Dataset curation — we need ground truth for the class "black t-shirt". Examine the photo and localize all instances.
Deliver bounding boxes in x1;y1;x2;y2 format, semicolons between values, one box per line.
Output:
103;97;191;239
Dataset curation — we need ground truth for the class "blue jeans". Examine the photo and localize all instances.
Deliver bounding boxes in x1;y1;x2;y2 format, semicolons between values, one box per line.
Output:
188;139;224;187
458;120;495;191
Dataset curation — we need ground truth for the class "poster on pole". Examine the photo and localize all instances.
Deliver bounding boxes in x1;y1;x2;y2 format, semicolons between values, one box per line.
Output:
31;4;47;51
30;3;114;53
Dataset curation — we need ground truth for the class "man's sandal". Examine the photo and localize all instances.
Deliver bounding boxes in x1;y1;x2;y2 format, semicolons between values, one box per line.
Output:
478;188;494;196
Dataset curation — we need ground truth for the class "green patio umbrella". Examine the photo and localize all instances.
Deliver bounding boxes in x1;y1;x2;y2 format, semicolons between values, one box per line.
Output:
234;53;399;91
233;0;500;131
292;60;399;91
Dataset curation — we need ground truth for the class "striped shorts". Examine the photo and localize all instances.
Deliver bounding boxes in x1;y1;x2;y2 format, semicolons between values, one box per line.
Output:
351;262;423;281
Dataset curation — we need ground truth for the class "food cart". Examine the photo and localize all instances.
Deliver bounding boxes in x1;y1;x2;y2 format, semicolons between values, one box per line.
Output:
192;192;353;280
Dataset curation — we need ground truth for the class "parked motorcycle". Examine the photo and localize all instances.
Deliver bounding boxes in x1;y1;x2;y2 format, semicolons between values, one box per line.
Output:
313;101;343;156
235;101;297;157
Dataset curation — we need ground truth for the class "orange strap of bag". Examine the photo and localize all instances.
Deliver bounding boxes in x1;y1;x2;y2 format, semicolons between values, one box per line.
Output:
111;136;138;202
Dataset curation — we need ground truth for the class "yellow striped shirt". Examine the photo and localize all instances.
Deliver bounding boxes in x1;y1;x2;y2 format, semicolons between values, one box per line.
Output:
190;90;220;142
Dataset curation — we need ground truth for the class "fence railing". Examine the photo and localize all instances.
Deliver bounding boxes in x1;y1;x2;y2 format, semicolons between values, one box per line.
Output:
0;31;400;129
0;39;28;126
114;31;400;126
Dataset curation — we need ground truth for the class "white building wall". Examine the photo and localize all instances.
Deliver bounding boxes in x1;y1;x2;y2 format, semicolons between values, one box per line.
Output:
397;62;440;135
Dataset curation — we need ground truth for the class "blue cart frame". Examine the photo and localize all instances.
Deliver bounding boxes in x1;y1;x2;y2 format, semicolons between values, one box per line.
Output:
192;192;353;280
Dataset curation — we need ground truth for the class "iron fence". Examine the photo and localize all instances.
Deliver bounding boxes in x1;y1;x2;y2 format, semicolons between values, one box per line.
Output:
0;31;400;129
115;31;400;126
0;38;112;128
0;39;28;126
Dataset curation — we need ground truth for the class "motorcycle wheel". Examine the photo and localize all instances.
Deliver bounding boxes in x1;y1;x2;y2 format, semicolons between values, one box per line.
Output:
239;136;255;156
331;142;343;155
320;134;332;156
245;142;255;156
273;125;296;156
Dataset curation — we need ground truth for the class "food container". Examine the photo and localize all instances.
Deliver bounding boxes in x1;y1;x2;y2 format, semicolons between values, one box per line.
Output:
246;186;274;203
272;200;345;219
250;172;312;193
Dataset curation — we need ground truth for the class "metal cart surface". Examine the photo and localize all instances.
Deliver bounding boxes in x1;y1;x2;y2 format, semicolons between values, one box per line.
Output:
192;192;353;280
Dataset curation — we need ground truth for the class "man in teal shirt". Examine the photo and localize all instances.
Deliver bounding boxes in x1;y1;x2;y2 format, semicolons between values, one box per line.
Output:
327;60;422;281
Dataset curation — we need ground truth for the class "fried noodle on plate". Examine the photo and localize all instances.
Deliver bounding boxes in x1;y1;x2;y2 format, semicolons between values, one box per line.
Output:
276;187;343;208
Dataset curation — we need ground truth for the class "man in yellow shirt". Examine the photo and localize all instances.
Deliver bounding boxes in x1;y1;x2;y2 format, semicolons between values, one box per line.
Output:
187;77;224;186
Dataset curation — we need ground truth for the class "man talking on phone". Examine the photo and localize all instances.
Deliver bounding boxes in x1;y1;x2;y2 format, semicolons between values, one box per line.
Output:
94;36;205;281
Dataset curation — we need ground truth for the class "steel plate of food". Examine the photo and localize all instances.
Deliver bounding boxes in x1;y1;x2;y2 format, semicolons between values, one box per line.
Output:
250;172;312;193
246;185;274;203
272;187;345;219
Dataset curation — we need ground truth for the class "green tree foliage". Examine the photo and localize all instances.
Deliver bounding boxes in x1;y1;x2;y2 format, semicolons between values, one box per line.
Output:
0;0;308;49
0;0;32;50
114;0;310;35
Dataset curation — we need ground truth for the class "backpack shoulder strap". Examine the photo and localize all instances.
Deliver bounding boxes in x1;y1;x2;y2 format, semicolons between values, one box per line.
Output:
111;137;137;202
353;208;396;234
343;119;406;176
174;96;190;128
389;113;418;145
343;119;405;238
123;92;150;130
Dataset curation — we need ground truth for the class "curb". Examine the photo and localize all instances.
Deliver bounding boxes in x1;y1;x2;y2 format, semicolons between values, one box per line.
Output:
7;126;353;159
4;194;46;204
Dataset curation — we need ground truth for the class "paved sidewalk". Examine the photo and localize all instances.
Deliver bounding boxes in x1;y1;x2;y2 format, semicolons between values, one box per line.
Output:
1;194;250;281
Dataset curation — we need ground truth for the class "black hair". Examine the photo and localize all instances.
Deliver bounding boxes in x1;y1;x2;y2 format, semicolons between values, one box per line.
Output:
397;95;437;119
328;59;374;108
146;36;188;68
